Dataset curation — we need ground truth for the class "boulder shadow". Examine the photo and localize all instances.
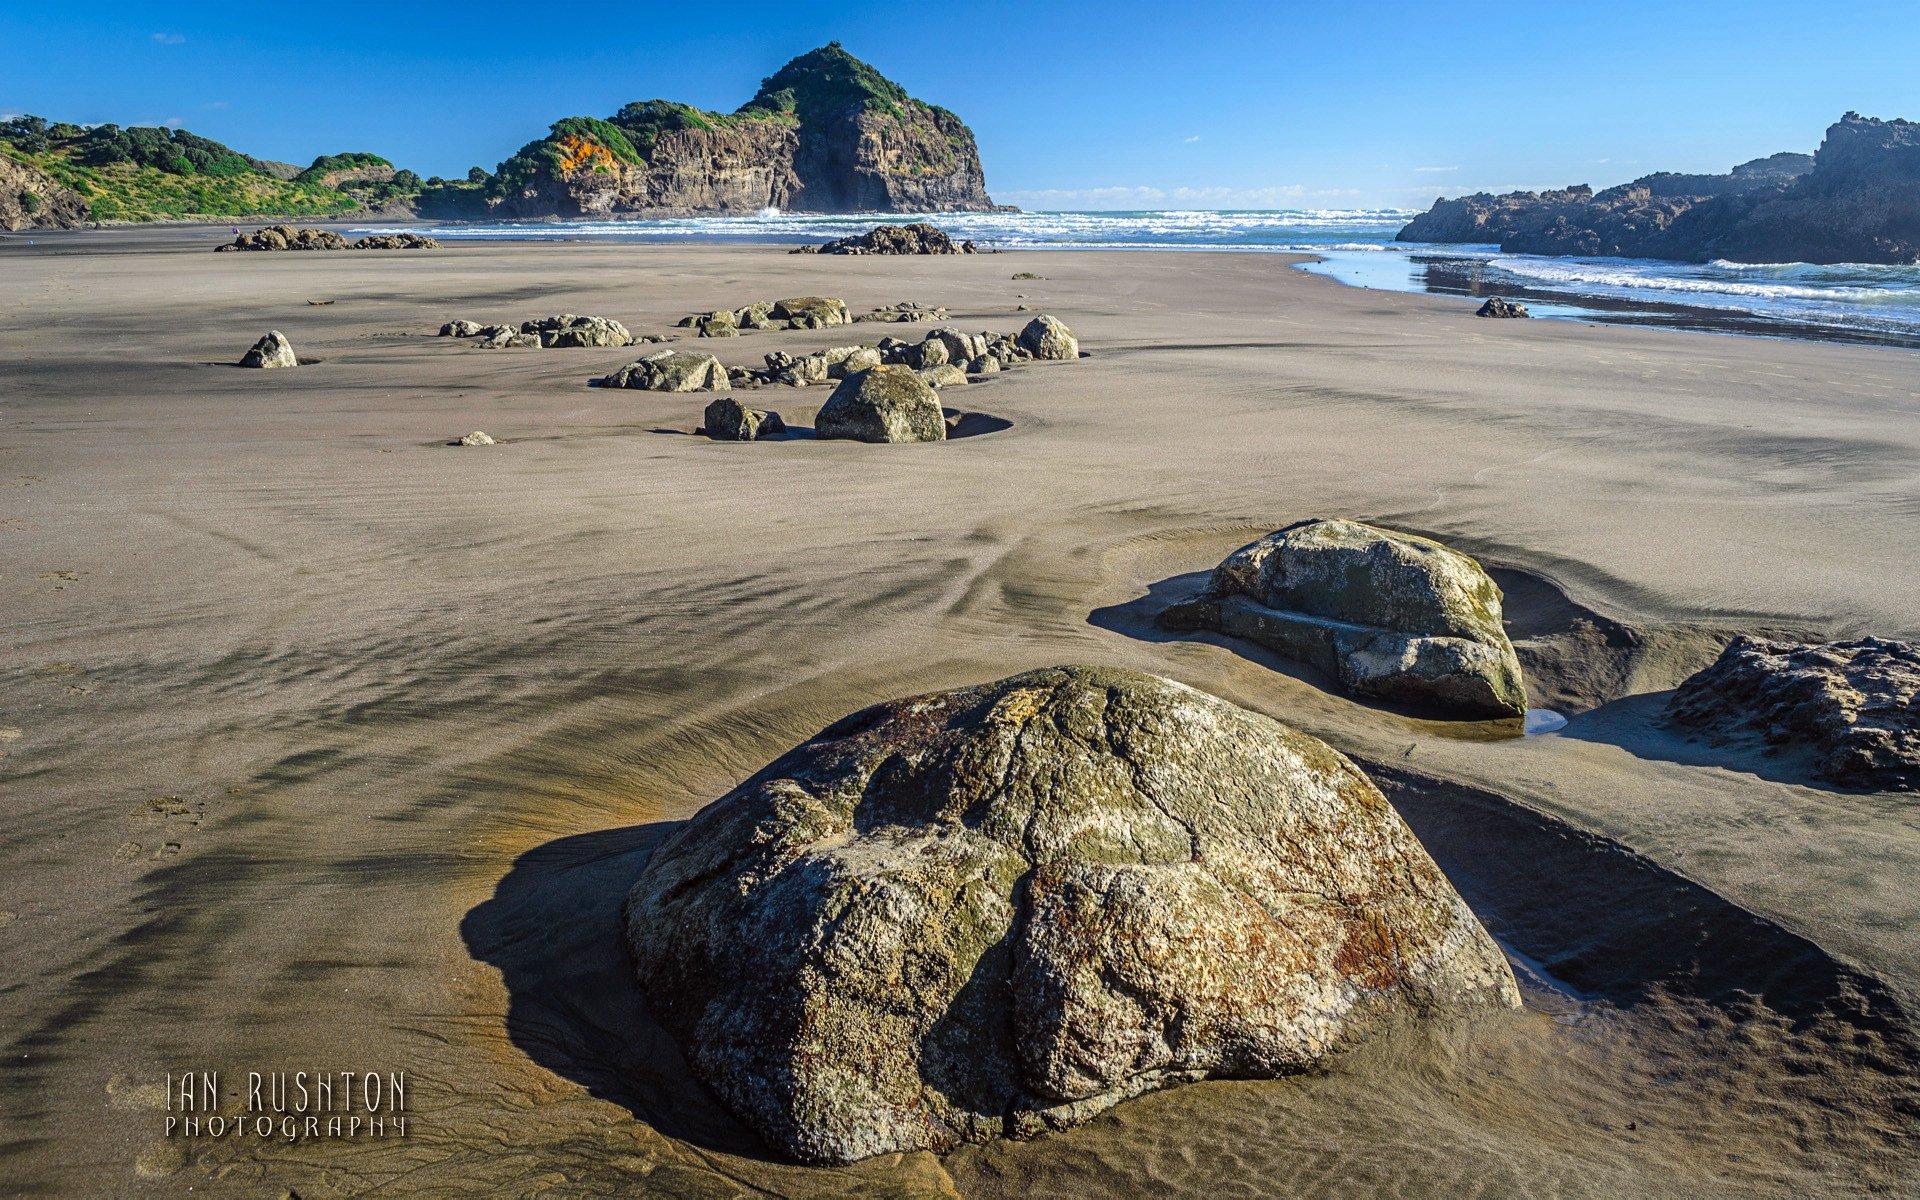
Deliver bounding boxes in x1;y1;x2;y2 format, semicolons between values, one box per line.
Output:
1553;689;1892;795
1366;761;1919;1050
458;820;779;1160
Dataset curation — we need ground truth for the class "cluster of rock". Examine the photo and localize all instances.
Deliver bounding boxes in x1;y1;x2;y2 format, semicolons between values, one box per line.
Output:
1160;519;1528;719
1476;297;1530;319
238;330;299;369
1665;635;1920;791
215;225;439;252
678;296;852;337
719;315;1079;393
438;314;669;350
625;664;1520;1164
1398;112;1920;265
790;222;980;255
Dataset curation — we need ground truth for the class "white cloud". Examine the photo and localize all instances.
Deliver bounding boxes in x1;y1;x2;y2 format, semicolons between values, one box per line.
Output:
204;100;229;110
1183;135;1201;143
1413;165;1458;173
151;31;185;44
160;116;184;128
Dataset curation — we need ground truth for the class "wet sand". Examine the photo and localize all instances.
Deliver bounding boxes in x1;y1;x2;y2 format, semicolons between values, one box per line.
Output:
2;229;1917;1197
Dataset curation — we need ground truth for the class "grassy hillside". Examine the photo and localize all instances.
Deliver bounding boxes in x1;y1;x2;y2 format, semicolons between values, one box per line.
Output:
0;115;369;222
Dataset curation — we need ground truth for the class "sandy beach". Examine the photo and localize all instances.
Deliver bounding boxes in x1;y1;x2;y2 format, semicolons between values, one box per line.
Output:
2;230;1917;1197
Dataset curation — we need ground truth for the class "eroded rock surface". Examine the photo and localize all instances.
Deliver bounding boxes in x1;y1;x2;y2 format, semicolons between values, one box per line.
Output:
1666;635;1920;790
1160;519;1527;718
625;665;1520;1164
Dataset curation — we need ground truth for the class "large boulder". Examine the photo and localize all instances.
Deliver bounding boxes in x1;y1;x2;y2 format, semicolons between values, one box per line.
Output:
1018;314;1078;360
770;296;850;328
814;364;946;443
1160;519;1527;718
600;350;728;392
702;396;787;442
238;330;298;369
625;665;1520;1165
1666;635;1920;790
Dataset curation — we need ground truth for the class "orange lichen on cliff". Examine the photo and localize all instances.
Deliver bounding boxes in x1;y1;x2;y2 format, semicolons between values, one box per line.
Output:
554;135;618;174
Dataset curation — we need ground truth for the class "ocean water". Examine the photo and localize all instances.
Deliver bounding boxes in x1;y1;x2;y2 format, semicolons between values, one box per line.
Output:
359;209;1920;346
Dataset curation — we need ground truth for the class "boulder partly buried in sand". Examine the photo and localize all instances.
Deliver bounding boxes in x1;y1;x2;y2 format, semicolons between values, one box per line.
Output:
814;364;946;442
600;350;728;392
1160;518;1527;718
1017;314;1078;360
1665;635;1920;790
453;430;495;446
625;665;1520;1165
239;330;298;369
702;396;787;442
1476;297;1531;319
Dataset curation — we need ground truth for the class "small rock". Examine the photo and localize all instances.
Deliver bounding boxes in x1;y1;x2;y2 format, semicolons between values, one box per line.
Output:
703;397;787;441
918;363;968;389
239;330;298;369
453;430;495;446
1017;314;1078;361
1476;297;1531;319
439;319;483;338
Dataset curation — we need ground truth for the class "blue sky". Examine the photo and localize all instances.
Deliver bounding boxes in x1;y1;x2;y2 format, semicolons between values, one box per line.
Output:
2;0;1916;211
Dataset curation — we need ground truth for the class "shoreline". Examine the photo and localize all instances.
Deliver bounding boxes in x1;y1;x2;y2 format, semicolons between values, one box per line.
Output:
13;215;1909;353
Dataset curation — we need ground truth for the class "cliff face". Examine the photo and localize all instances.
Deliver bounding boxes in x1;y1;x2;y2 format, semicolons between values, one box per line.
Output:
0;154;89;230
481;44;997;219
1397;114;1918;264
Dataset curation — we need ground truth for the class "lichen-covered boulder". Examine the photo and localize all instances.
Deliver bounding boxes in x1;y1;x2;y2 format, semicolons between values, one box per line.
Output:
239;330;297;369
1018;314;1078;360
1666;635;1920;790
625;665;1519;1165
1160;519;1527;718
453;430;494;446
771;296;850;328
836;346;883;376
814;364;947;443
918;363;968;388
702;396;787;442
600;350;728;392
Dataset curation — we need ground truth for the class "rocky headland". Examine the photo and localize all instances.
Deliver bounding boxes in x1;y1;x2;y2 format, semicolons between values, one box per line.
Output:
482;44;998;219
1398;112;1919;264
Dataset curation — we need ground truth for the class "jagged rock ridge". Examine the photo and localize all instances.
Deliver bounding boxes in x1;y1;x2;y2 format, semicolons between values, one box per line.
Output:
483;43;997;218
1398;112;1919;264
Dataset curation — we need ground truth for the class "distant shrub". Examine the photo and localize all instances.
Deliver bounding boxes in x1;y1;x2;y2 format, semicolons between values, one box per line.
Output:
75;124;252;177
20;190;41;213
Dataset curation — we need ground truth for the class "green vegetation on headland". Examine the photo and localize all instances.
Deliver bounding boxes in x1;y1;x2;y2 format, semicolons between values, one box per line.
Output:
0;115;365;222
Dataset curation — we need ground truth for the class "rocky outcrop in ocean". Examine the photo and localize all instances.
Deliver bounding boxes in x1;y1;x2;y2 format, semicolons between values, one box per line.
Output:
624;665;1518;1164
795;222;979;254
483;44;998;219
1398;113;1918;264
